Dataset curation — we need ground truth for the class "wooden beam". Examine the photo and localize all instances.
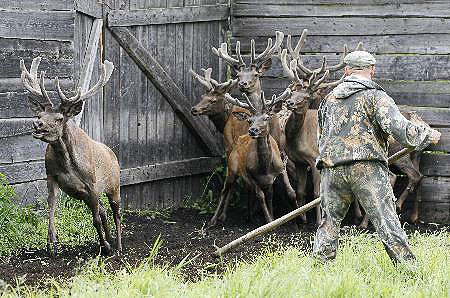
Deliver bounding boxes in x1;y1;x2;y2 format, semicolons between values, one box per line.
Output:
74;0;103;18
120;156;223;186
232;17;450;36
0;11;75;41
109;27;222;156
232;3;450;18
108;4;229;27
0;160;46;184
74;18;103;126
420;153;450;177
0;135;46;164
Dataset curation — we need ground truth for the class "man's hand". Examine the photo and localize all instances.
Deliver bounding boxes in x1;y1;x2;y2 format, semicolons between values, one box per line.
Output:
430;128;441;144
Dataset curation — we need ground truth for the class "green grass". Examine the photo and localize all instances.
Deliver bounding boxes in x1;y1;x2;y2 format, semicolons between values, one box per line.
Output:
0;174;111;257
2;228;448;298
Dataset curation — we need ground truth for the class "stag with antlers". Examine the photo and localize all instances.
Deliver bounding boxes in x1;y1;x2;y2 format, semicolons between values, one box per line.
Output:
212;31;286;153
279;29;347;224
208;89;296;226
20;57;121;256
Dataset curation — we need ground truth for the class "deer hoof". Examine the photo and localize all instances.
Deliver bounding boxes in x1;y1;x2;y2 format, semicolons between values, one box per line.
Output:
409;213;419;224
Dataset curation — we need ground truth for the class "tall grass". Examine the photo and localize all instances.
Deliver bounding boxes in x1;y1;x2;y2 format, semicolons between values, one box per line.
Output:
2;228;448;298
0;174;111;257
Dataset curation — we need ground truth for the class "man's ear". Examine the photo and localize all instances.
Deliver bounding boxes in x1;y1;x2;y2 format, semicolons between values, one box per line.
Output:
62;101;83;118
257;58;272;76
232;111;251;121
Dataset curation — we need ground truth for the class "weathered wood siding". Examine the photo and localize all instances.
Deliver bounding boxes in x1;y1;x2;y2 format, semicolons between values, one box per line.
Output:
103;0;227;209
0;1;76;204
232;0;450;224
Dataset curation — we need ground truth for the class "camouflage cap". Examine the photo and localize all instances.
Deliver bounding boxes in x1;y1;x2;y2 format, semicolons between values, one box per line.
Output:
344;51;376;69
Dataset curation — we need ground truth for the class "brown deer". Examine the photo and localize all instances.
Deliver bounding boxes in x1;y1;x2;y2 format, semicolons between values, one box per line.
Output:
20;57;121;256
212;31;285;153
190;68;249;158
208;89;295;227
279;30;347;224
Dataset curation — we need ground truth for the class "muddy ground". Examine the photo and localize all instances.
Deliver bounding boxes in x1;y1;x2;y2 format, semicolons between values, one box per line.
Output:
0;206;447;289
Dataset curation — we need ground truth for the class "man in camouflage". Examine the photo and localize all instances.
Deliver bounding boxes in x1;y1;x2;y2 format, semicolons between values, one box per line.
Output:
313;50;441;264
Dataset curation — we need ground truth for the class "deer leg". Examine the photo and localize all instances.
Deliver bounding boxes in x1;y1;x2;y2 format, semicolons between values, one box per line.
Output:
280;169;297;209
88;195;111;255
295;165;308;223
46;176;60;255
209;174;235;227
352;201;363;223
359;212;370;229
254;184;273;223
107;191;122;254
263;184;275;219
98;200;112;245
310;166;322;225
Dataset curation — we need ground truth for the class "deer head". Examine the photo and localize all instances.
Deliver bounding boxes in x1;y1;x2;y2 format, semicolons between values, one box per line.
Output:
213;31;284;94
190;68;238;116
280;29;352;111
20;57;113;143
225;88;291;138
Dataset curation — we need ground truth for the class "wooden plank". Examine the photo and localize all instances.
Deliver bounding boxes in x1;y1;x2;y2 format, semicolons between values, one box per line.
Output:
0;11;75;41
231;34;450;55
420;153;450;177
108;4;229;26
0;118;35;138
0;38;73;78
12;180;48;206
109;27;222;156
257;54;450;81
399;106;450;128
74;18;103;126
232;3;450;18
234;0;449;4
404;201;449;224
231;17;450;36
74;0;103;18
380;80;450;109
0;0;73;11
0;160;46;184
417;177;450;204
0;135;46;164
260;78;450;109
119;156;223;186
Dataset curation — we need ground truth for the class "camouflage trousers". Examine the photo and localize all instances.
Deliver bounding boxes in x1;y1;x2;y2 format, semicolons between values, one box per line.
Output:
313;161;415;264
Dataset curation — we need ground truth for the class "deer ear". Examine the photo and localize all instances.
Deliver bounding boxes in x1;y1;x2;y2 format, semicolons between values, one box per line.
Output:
232;111;251;122
257;58;272;75
63;101;83;118
28;97;45;114
270;101;284;114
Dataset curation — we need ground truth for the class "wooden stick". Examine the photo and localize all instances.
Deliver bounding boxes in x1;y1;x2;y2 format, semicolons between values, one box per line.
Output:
213;147;415;257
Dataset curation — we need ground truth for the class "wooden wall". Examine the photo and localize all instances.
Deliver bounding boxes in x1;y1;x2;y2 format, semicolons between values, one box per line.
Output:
0;0;76;204
231;0;450;224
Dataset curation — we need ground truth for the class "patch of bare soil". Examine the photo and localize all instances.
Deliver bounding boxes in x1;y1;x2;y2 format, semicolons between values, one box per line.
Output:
0;207;447;289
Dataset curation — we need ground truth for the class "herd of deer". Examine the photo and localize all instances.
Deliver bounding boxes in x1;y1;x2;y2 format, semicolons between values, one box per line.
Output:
19;29;424;256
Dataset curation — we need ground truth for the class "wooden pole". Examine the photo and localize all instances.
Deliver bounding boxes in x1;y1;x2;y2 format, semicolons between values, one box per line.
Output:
213;147;415;257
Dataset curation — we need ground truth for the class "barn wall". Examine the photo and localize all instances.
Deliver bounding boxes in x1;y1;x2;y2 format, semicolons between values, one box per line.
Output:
231;0;450;224
0;1;76;204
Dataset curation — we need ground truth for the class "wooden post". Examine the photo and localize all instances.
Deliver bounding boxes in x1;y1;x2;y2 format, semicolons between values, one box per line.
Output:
213;147;415;257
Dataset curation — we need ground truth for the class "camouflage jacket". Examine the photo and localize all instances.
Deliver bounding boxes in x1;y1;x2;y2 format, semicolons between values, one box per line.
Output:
316;74;433;169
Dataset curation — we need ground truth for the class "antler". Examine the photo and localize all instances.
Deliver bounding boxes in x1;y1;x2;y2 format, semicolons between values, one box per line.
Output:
224;93;258;114
265;88;292;111
20;57;54;108
280;49;304;84
296;44;348;76
286;29;308;60
212;42;244;69
251;31;284;66
191;68;238;93
55;60;114;106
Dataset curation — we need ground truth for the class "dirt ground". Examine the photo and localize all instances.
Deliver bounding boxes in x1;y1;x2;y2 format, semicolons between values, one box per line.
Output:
0;207;447;289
